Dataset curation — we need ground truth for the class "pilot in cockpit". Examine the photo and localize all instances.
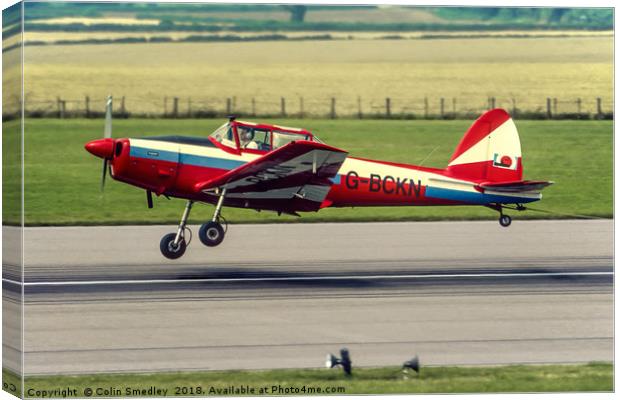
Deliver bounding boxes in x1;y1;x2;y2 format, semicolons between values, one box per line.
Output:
238;127;258;150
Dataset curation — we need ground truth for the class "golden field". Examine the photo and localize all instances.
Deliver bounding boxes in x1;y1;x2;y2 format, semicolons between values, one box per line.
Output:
8;36;613;116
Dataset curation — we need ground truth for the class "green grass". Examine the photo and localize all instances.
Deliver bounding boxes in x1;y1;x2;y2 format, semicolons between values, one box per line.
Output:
4;363;613;397
2;368;21;398
2;119;22;225
3;118;612;226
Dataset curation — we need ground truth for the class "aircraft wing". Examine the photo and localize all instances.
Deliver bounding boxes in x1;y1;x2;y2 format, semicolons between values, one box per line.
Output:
476;180;554;193
194;141;348;212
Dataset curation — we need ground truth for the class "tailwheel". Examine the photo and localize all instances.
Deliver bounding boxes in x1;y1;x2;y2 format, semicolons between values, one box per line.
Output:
160;233;187;259
499;214;512;227
199;221;225;247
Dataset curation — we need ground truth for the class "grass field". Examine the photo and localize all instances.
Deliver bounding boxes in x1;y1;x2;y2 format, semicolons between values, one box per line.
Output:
3;363;613;397
14;36;613;116
2;118;612;226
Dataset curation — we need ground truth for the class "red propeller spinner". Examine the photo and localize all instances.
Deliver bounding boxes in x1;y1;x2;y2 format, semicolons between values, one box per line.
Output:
84;138;115;159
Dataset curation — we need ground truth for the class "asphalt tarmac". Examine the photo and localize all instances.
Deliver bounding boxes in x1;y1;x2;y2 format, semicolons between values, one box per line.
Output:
2;220;613;375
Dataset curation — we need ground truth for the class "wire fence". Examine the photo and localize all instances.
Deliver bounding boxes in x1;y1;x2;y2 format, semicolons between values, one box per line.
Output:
3;95;614;121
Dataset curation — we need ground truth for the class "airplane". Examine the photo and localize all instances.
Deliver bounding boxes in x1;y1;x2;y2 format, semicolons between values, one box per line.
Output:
85;97;552;259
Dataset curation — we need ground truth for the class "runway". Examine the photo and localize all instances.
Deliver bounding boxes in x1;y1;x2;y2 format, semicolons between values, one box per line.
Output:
2;220;613;375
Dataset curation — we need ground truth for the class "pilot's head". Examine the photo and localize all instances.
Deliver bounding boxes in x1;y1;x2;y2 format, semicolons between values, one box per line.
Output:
239;128;254;143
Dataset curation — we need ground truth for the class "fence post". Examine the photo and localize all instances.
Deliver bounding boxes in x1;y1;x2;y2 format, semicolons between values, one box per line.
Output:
440;98;445;118
57;97;63;118
511;98;516;117
164;97;168;117
491;97;496;109
226;98;232;115
172;97;179;118
330;97;336;119
251;98;256;117
299;97;304;118
546;98;552;119
187;98;192;117
596;97;602;118
281;97;286;117
120;96;126;116
85;96;90;117
576;98;582;114
452;98;456;115
424;97;428;119
357;96;362;119
553;97;557;115
385;97;391;118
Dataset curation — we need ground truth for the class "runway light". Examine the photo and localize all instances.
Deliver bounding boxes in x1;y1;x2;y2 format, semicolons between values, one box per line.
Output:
325;348;352;375
402;355;420;375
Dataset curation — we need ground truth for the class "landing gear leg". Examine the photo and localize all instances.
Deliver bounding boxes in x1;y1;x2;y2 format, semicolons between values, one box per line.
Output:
199;188;227;247
160;200;193;259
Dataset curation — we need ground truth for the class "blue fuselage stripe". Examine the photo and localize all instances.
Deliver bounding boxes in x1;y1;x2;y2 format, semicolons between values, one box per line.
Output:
130;146;245;170
130;146;178;163
179;153;244;170
425;186;538;205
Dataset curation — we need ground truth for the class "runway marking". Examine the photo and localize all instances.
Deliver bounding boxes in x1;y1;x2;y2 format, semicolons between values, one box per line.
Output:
2;271;613;286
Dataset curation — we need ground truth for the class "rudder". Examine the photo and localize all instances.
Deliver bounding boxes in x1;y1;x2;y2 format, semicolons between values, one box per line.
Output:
446;109;522;182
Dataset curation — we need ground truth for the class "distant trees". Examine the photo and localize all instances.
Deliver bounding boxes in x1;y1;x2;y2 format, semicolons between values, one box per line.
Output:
159;19;174;28
285;5;307;23
431;7;607;26
548;8;569;23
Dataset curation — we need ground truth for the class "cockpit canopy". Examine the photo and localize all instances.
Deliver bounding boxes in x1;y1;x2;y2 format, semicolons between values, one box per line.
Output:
209;120;323;152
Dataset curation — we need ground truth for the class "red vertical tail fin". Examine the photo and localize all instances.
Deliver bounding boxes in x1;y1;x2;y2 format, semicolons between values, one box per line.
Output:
446;109;523;182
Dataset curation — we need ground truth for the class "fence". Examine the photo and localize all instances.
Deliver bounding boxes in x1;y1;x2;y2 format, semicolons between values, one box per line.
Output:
3;95;614;121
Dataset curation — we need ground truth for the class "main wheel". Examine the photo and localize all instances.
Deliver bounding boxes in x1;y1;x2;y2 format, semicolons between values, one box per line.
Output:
199;221;225;247
160;233;186;259
499;215;512;227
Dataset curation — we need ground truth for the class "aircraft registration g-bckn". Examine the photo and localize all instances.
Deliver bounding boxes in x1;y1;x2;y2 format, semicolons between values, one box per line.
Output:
85;98;552;259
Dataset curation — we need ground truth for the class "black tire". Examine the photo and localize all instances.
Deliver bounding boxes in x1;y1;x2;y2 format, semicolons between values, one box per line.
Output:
160;233;186;259
199;221;225;247
499;215;512;227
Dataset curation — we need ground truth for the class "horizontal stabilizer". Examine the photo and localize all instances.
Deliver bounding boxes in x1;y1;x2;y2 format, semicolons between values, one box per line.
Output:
476;180;554;193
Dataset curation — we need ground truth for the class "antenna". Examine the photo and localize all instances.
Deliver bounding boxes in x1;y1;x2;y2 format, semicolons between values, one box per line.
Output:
417;145;440;166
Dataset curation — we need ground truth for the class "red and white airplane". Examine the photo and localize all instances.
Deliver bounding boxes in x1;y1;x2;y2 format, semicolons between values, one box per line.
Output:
85;98;552;259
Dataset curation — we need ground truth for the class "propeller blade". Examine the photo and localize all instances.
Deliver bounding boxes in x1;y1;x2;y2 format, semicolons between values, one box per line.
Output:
104;95;113;138
101;159;108;192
